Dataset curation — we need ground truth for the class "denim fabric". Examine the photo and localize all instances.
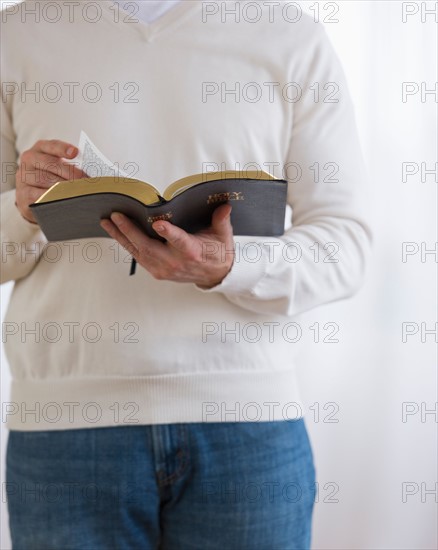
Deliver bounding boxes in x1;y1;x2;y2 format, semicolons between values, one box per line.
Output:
6;419;315;549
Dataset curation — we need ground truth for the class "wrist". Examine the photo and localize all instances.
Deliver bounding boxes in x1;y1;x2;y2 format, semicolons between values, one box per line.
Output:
199;258;234;289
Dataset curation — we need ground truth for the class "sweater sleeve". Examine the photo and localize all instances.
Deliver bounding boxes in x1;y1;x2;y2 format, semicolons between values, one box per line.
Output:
1;95;48;284
195;25;373;317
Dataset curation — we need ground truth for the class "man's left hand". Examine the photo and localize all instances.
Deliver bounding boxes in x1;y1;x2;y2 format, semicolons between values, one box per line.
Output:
100;203;234;288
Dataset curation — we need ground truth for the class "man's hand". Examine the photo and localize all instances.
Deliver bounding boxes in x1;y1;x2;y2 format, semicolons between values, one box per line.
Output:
15;139;87;224
100;203;235;288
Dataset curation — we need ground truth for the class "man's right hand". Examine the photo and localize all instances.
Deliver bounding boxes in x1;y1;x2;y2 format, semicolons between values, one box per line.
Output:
15;139;87;224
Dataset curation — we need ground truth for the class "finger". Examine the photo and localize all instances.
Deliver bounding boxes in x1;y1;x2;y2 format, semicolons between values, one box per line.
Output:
34;139;79;159
17;168;71;189
108;212;164;256
33;152;86;180
26;185;54;203
33;169;68;188
100;219;139;256
15;185;53;222
16;185;51;209
21;151;86;181
211;203;233;241
152;220;193;253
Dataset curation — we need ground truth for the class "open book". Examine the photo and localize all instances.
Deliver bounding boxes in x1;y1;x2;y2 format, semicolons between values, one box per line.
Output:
30;171;288;242
30;132;288;242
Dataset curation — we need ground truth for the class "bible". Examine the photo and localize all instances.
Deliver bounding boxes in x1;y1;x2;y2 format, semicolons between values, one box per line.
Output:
30;170;288;274
30;170;288;242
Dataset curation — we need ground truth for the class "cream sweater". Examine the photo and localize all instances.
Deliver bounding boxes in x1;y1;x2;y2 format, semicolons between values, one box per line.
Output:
1;0;372;430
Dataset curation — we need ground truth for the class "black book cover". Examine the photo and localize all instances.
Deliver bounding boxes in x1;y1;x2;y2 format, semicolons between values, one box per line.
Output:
30;177;288;242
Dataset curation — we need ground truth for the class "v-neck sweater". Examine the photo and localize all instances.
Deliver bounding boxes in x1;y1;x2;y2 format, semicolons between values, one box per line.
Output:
1;0;372;430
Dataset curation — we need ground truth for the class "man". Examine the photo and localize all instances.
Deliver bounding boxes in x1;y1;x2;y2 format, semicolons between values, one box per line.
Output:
1;1;372;548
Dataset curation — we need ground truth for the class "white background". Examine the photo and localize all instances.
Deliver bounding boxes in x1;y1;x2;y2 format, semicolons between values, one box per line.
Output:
1;1;437;548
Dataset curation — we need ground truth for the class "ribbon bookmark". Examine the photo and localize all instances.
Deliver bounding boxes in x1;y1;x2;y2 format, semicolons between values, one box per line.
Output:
129;258;137;276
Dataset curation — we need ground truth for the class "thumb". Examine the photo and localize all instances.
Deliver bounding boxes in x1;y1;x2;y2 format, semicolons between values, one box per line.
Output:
211;203;233;241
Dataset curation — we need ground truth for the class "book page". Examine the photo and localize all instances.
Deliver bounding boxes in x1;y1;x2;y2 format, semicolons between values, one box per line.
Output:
73;131;129;178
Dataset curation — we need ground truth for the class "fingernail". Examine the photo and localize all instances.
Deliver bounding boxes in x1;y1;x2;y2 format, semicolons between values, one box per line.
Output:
66;146;76;157
154;223;165;232
110;212;123;224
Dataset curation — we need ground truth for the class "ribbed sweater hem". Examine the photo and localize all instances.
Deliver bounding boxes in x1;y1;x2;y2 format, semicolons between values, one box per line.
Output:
5;370;304;431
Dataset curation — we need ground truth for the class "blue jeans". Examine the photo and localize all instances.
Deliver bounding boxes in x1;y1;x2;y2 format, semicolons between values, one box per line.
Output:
6;419;316;549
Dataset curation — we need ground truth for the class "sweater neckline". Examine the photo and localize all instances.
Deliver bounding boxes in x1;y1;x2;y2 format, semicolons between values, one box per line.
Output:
100;1;199;42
